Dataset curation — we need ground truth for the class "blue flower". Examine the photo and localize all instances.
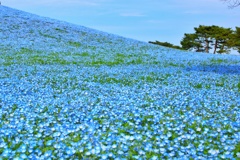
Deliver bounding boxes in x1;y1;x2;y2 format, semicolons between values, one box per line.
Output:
1;6;240;159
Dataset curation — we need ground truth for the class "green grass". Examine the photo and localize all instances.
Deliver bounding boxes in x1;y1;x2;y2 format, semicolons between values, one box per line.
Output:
140;73;171;83
41;146;54;154
142;115;154;126
194;83;203;89
68;41;81;47
89;72;172;86
54;27;67;33
1;46;160;66
210;58;226;64
79;52;90;57
74;151;84;159
233;142;240;159
39;31;58;39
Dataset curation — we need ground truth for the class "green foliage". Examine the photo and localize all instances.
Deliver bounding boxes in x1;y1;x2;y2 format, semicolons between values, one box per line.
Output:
39;31;58;39
0;148;3;155
68;41;81;47
233;142;240;158
210;58;225;64
79;52;89;56
1;46;159;66
74;151;84;159
181;33;204;52
194;83;203;89
54;27;67;33
210;25;233;54
195;25;214;53
232;27;240;53
237;82;240;91
180;25;236;54
41;146;54;153
149;41;183;50
150;25;239;54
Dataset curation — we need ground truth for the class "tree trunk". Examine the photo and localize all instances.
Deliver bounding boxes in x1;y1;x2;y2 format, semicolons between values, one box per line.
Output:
205;39;209;53
213;39;218;54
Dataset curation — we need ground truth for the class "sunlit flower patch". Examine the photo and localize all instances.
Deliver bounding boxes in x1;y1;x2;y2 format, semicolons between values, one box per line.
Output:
0;5;240;159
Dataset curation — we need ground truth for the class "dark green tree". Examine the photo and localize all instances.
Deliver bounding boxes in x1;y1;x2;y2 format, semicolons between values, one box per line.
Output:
210;25;233;54
181;25;234;54
181;33;204;52
150;25;238;54
232;27;240;53
194;25;214;53
236;27;240;52
149;41;182;50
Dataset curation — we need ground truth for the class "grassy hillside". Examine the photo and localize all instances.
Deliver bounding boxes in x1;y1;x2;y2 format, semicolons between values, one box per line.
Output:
0;6;240;159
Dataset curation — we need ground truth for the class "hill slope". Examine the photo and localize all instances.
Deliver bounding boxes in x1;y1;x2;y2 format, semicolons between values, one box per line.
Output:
0;6;240;159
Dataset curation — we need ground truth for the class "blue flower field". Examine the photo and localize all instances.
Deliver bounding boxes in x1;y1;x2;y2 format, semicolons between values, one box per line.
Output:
0;6;240;159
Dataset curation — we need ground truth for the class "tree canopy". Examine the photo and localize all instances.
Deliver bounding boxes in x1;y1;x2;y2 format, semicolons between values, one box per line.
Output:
180;25;236;54
149;41;182;50
181;33;203;52
150;25;240;54
232;27;240;52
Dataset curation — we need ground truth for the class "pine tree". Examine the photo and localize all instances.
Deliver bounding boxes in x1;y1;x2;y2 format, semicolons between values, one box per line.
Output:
181;25;234;54
181;33;203;52
233;27;240;53
194;25;214;53
210;25;233;54
149;41;182;50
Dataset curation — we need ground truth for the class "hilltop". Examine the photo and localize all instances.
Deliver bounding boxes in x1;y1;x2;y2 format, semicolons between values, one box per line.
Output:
0;5;164;64
1;5;238;66
0;6;240;159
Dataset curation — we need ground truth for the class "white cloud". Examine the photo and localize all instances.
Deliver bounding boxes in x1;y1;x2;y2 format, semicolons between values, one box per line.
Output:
146;20;164;24
119;12;146;17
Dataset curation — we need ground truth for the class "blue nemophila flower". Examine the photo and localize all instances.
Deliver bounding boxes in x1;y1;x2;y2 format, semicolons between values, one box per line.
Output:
151;155;158;160
46;140;53;146
18;144;27;153
117;150;124;155
65;147;75;155
0;5;240;159
101;154;108;159
53;143;61;149
44;150;52;158
236;152;240;158
53;132;61;137
208;149;220;156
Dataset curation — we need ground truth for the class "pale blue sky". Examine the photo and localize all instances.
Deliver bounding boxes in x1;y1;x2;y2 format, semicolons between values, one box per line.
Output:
3;0;240;46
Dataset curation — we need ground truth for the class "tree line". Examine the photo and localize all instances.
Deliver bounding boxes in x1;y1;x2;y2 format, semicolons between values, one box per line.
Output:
149;25;240;54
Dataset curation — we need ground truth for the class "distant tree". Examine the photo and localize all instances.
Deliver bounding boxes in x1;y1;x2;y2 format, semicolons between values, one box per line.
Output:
194;25;214;53
232;27;240;53
151;25;238;54
181;25;213;53
181;33;204;52
149;41;183;50
221;0;240;8
210;25;233;54
181;25;234;54
236;27;240;53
